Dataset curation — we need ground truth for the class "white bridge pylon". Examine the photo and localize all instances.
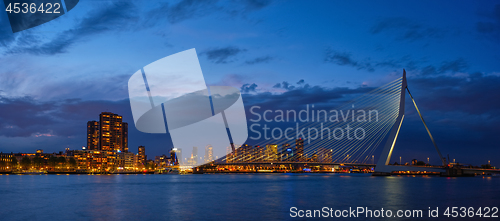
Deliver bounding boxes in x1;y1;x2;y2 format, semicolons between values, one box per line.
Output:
374;70;446;175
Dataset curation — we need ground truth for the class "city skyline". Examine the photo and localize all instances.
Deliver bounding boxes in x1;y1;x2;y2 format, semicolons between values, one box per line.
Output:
0;101;496;174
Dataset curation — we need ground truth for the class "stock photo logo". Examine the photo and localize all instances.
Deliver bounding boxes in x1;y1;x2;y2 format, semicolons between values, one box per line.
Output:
3;0;79;32
128;49;248;167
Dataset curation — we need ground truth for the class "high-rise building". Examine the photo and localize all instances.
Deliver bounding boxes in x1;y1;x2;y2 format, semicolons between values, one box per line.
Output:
192;146;198;165
99;112;128;152
170;148;182;165
122;122;128;152
238;144;250;162
87;121;99;150
265;144;278;161
295;138;304;162
280;143;291;161
87;112;128;152
317;147;332;163
188;146;199;165
204;145;214;163
226;145;234;163
137;146;146;168
170;149;177;165
254;145;264;162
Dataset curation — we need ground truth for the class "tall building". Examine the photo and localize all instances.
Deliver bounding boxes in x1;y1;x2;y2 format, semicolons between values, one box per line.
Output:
87;121;99;150
192;146;198;165
170;148;182;165
100;112;128;152
295;138;304;162
238;144;250;162
170;149;177;165
265;144;278;161
188;147;199;165
254;145;264;162
137;146;146;168
281;143;291;161
122;122;128;152
317;147;332;163
204;145;214;163
86;112;128;152
226;145;234;163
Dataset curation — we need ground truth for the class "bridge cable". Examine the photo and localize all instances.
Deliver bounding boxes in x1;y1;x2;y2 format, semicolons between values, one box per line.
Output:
406;87;446;166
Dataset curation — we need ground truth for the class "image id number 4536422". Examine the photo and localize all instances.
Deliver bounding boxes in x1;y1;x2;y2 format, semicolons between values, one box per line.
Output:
5;2;61;14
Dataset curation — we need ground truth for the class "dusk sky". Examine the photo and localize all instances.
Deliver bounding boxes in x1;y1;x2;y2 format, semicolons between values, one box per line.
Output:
0;0;499;166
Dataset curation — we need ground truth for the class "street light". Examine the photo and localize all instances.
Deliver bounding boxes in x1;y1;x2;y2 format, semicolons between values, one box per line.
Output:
399;156;401;165
427;157;429;165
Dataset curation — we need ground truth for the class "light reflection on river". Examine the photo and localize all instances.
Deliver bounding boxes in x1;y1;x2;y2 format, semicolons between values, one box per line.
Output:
0;174;498;220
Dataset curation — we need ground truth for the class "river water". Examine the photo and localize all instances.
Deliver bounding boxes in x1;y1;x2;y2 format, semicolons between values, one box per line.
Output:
0;174;498;220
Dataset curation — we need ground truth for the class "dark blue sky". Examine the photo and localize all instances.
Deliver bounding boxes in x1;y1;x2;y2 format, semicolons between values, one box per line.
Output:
0;0;499;166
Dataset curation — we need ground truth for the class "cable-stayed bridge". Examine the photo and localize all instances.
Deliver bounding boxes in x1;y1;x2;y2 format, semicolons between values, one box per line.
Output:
201;70;499;176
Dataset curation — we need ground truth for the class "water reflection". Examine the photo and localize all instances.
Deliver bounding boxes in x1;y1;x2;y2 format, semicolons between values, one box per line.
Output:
0;174;498;220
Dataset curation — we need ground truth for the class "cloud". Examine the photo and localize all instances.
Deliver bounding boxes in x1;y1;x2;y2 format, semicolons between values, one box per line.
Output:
420;58;468;76
324;47;468;76
1;72;500;165
476;4;500;39
146;0;274;26
245;56;273;65
242;83;374;117
0;96;131;138
324;48;374;72
201;46;246;64
2;0;275;56
396;73;500;163
0;96;57;137
0;12;16;47
164;0;219;24
240;83;258;93
272;80;307;90
6;1;138;55
438;58;468;73
240;0;272;10
281;81;294;90
242;73;500;165
409;73;500;115
0;96;172;155
0;57;131;101
370;17;447;42
212;73;250;86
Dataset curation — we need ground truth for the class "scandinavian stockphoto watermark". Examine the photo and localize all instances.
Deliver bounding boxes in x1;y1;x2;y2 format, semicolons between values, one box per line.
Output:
290;206;500;218
248;104;379;143
128;49;248;167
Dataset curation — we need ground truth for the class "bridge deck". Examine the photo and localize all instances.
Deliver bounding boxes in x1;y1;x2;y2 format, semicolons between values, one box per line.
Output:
211;162;375;167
